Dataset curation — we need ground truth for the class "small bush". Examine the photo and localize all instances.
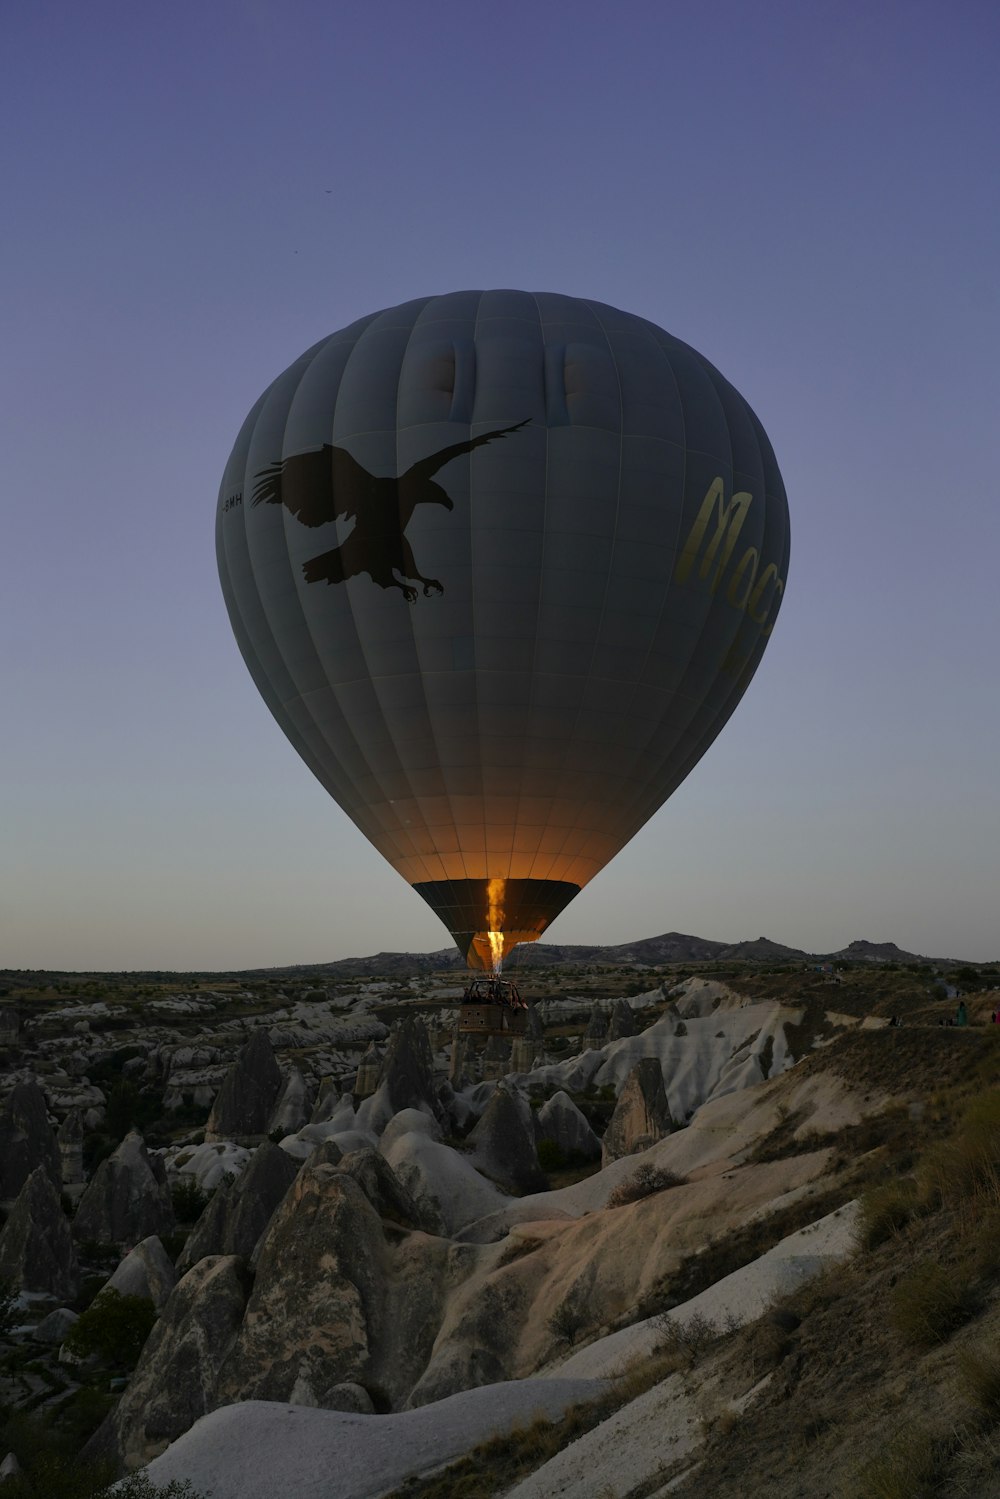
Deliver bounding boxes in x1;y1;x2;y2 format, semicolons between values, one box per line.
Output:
536;1138;566;1172
547;1299;586;1344
64;1289;157;1367
744;1307;798;1373
170;1177;209;1224
607;1163;685;1208
654;1309;719;1366
889;1261;979;1347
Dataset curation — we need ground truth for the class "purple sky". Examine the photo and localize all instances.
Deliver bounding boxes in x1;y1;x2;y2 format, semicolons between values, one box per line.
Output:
4;1;999;970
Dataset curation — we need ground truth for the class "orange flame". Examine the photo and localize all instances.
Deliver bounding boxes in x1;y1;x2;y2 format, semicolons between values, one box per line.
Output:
486;878;505;973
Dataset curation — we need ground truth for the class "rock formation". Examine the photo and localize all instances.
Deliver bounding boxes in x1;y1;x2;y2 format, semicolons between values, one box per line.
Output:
267;1068;311;1137
334;1147;427;1231
216;1167;391;1404
178;1140;299;1273
33;1306;79;1344
0;1078;61;1199
608;999;637;1041
106;1235;178;1310
205;1030;283;1143
379;1015;442;1117
582;1004;609;1051
310;1079;340;1123
479;1034;511;1082
468;1085;547;1195
448;1028;477;1089
601;1057;674;1164
0;1009;20;1050
57;1107;85;1187
0;1167;78;1299
536;1090;602;1161
357;1015;444;1132
352;1042;380;1100
107;1255;252;1469
72;1131;175;1246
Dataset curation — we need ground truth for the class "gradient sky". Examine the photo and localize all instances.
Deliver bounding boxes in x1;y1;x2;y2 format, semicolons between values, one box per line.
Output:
3;0;998;970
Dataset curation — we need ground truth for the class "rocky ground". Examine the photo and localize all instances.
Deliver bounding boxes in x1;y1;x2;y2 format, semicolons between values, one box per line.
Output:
0;951;996;1496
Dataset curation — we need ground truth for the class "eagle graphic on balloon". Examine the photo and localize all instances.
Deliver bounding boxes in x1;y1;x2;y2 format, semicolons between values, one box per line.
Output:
251;419;529;601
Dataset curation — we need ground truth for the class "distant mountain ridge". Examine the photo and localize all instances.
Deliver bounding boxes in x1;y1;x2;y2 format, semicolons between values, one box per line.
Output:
273;931;968;979
4;935;978;987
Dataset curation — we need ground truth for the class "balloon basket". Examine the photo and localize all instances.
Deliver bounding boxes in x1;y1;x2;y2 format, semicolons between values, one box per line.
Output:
457;975;528;1036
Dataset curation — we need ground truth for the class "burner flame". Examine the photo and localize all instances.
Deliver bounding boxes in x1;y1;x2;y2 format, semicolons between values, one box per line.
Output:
486;877;506;972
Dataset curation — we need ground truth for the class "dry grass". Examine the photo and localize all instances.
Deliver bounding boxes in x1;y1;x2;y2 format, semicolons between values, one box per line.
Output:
958;1339;1000;1422
856;1178;922;1249
889;1260;980;1346
383;1348;683;1499
496;1234;544;1267
916;1092;1000;1209
849;1428;943;1499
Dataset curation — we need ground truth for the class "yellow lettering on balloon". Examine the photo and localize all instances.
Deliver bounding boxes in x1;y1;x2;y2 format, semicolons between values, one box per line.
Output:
674;479;753;593
749;564;784;635
726;547;759;611
675;476;786;637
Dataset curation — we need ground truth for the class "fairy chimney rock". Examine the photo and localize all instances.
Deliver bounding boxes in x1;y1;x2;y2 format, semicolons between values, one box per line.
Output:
205;1030;283;1144
601;1057;674;1165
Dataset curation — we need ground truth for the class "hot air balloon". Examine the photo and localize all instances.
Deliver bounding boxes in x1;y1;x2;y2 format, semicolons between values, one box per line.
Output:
217;291;789;972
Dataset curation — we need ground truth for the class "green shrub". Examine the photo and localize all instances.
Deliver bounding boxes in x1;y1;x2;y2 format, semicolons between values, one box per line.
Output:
170;1176;209;1224
64;1289;157;1367
889;1261;979;1347
537;1138;566;1172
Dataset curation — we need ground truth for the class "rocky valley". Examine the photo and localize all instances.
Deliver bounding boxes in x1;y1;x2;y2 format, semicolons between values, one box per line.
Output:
0;941;998;1498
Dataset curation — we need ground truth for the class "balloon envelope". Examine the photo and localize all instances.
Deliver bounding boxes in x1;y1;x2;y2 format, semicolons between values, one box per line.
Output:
217;291;789;968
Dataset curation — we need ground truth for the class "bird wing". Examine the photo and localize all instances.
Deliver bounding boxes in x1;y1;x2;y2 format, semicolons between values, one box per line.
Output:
250;445;371;527
400;419;530;485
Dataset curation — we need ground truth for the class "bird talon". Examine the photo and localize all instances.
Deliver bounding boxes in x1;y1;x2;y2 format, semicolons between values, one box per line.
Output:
423;581;443;597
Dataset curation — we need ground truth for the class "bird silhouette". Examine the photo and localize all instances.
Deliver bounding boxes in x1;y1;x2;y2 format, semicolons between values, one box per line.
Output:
251;419;529;600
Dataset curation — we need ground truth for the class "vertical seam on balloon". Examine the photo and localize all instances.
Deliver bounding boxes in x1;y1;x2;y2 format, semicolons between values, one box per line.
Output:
543;298;625;886
379;297;441;883
398;294;469;888
278;335;408;845
518;291;554;884
222;389;340;800
308;312;431;882
465;289;488;885
346;301;438;885
243;346;373;818
621;352;771;831
610;329;716;815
